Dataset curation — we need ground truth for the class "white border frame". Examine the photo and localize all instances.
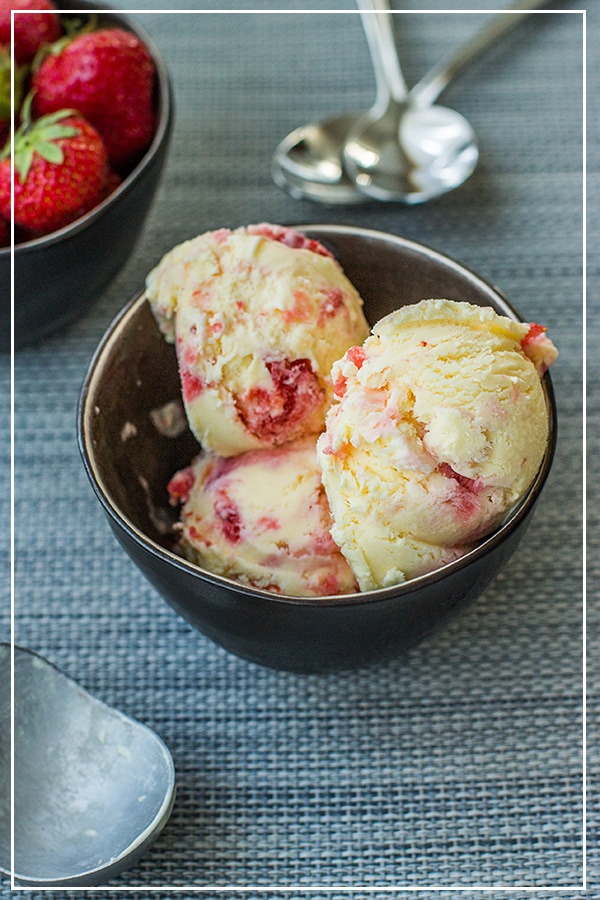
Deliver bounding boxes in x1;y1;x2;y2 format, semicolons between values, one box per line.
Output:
9;5;587;893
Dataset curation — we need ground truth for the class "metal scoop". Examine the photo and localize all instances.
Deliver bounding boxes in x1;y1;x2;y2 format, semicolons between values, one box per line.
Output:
0;643;175;887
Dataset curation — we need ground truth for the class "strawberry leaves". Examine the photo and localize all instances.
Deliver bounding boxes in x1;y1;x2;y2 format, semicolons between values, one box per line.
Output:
0;13;154;240
1;93;79;182
31;27;156;169
0;105;111;235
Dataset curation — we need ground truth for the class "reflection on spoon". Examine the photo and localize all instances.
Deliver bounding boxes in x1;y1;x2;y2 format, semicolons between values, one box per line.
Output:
344;95;478;203
271;112;367;204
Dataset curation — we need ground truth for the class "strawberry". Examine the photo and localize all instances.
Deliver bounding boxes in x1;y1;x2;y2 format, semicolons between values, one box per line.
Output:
32;26;156;169
0;0;62;65
0;44;26;139
0;95;111;236
0;213;8;246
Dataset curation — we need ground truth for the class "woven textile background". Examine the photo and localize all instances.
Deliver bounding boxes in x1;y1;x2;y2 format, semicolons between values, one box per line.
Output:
2;0;595;896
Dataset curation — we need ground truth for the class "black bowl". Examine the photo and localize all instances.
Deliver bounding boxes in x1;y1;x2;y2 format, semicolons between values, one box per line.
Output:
78;225;557;673
0;0;174;352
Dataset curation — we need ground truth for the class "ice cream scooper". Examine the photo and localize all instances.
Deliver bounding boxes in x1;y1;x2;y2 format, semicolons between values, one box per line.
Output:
0;643;175;887
272;0;550;205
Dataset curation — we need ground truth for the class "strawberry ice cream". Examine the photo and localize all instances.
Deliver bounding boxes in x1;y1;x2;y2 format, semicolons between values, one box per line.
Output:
316;299;558;592
144;223;369;457
168;437;358;597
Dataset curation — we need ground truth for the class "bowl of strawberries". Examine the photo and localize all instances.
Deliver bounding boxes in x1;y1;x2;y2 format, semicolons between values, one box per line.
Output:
0;0;173;351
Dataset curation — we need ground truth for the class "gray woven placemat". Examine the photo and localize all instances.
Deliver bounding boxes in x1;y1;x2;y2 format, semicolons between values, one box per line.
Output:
2;1;594;895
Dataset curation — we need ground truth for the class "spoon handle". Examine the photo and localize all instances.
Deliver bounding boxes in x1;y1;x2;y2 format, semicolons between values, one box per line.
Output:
357;0;408;106
409;0;551;108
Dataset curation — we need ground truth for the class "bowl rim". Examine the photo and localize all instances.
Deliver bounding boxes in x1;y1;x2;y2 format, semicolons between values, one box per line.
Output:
0;0;173;258
77;224;557;608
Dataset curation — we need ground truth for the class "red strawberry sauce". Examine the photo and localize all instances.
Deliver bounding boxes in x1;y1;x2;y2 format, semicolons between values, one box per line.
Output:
247;223;333;258
347;345;367;369
176;338;206;404
256;515;280;533
521;323;546;347
214;491;242;543
188;524;207;545
439;463;483;521
180;369;205;404
317;287;345;326
282;290;314;324
334;346;367;398
167;467;195;505
236;357;323;443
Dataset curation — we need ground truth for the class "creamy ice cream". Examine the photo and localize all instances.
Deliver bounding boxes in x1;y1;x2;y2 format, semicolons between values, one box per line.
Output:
316;299;557;592
145;223;369;457
168;437;358;597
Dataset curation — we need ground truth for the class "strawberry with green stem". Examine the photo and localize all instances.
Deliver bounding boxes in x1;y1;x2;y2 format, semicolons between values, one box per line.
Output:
32;26;156;170
0;92;112;236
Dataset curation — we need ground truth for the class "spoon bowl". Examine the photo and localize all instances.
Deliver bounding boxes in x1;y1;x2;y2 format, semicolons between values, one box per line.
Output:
271;112;365;205
344;100;478;203
272;0;548;204
0;644;175;887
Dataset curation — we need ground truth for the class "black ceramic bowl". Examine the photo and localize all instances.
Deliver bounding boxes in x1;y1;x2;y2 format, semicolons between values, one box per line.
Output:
78;225;557;673
0;0;174;353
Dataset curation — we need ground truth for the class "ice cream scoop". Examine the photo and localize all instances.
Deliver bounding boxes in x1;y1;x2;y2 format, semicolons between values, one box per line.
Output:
317;299;557;591
0;644;175;888
144;223;369;457
168;437;358;597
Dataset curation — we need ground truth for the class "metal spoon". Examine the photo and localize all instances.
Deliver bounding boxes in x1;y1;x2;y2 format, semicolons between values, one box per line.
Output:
344;0;550;202
272;0;406;205
0;643;176;887
272;0;549;205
